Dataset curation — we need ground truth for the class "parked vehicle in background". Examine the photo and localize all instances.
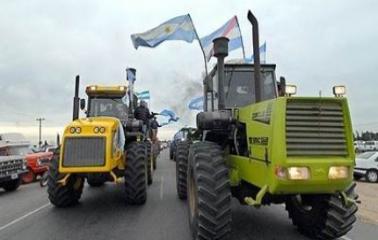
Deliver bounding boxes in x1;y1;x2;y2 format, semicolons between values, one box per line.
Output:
0;133;28;191
0;133;53;184
169;127;197;160
354;151;378;182
354;140;366;152
365;141;378;151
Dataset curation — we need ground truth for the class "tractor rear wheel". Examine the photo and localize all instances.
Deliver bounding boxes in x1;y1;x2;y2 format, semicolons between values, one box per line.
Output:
175;141;190;200
124;142;147;205
47;155;84;207
187;141;231;240
285;183;358;239
2;179;21;192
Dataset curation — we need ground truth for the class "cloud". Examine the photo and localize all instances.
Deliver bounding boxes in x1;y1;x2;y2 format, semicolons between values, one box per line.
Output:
0;0;377;144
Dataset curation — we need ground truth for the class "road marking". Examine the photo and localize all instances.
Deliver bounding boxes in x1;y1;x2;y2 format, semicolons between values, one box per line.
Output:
340;236;353;240
0;203;50;232
160;176;164;200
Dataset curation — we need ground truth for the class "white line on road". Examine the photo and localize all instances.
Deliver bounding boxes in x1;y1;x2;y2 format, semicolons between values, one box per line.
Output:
160;176;164;200
340;236;353;240
0;203;50;232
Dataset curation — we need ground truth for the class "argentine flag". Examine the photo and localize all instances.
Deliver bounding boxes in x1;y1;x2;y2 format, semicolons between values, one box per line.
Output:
188;96;204;110
131;14;197;49
200;16;244;61
245;42;267;63
136;90;150;100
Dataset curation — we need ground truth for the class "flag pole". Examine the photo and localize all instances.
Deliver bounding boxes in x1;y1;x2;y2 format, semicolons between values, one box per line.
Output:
188;14;208;75
235;16;246;60
188;14;209;111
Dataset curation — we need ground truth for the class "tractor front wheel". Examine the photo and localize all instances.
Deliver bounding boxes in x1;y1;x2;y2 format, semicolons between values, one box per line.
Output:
47;156;84;207
285;183;358;239
124;142;147;205
175;141;190;200
187;141;231;240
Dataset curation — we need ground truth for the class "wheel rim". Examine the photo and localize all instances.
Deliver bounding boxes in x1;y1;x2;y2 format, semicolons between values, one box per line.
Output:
367;171;378;182
22;170;34;183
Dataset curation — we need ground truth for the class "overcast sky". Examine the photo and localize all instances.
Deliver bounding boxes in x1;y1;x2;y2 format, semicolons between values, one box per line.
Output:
0;0;377;143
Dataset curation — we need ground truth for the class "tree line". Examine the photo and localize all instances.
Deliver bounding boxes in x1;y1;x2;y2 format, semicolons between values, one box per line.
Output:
354;131;378;141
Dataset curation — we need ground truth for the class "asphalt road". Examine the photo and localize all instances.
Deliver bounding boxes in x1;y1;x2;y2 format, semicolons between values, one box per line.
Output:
0;149;376;240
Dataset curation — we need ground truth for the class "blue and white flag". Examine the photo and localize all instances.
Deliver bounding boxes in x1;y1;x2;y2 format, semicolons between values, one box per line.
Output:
160;109;179;122
131;14;197;49
200;16;244;61
188;96;204;110
126;68;136;83
136;90;150;100
245;42;266;63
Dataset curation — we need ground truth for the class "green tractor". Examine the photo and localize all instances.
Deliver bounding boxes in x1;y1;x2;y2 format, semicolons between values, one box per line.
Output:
176;10;358;240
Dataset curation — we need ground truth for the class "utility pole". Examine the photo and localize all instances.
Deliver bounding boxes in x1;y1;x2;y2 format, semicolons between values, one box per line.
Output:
36;117;45;148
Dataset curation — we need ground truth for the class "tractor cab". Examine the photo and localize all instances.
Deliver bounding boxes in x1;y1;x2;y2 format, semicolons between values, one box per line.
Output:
83;85;129;125
205;63;278;111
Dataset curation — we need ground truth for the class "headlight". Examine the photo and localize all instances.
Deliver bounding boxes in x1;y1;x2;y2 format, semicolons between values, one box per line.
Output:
90;86;97;91
70;127;81;134
333;85;346;97
37;159;42;166
119;86;126;91
285;84;297;96
287;167;310;180
94;126;105;133
328;166;349;179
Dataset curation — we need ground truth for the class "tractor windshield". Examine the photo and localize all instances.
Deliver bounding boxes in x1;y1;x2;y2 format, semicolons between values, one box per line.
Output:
223;68;277;108
88;97;128;120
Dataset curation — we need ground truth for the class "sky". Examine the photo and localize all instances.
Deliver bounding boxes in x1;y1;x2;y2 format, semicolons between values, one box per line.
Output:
0;0;377;143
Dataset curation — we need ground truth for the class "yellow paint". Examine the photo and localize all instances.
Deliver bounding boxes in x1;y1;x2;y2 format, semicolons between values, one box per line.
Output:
59;116;125;174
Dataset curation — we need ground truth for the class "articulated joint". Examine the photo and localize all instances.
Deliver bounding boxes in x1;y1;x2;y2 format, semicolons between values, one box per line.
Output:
244;185;268;207
57;173;71;186
110;171;123;184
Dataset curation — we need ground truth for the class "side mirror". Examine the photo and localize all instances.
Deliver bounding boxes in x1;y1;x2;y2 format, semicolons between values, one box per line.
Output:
80;99;86;110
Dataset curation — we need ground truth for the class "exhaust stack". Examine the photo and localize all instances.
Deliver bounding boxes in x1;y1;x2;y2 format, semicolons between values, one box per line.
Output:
247;10;262;103
213;37;229;110
73;75;80;120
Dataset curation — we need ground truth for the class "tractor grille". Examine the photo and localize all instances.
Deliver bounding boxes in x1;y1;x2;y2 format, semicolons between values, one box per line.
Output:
0;157;24;177
286;100;348;156
62;137;105;167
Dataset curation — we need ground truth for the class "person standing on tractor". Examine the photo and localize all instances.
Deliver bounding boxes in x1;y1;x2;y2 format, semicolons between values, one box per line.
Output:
134;100;152;135
150;116;161;142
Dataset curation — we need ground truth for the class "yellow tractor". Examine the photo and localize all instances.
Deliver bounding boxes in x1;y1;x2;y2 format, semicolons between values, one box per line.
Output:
48;72;149;207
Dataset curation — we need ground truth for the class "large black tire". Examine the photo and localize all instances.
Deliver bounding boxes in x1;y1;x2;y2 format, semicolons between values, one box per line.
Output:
87;173;106;187
47;155;84;207
2;179;21;192
286;183;358;239
187;141;232;240
124;142;147;205
175;141;190;200
145;141;153;185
